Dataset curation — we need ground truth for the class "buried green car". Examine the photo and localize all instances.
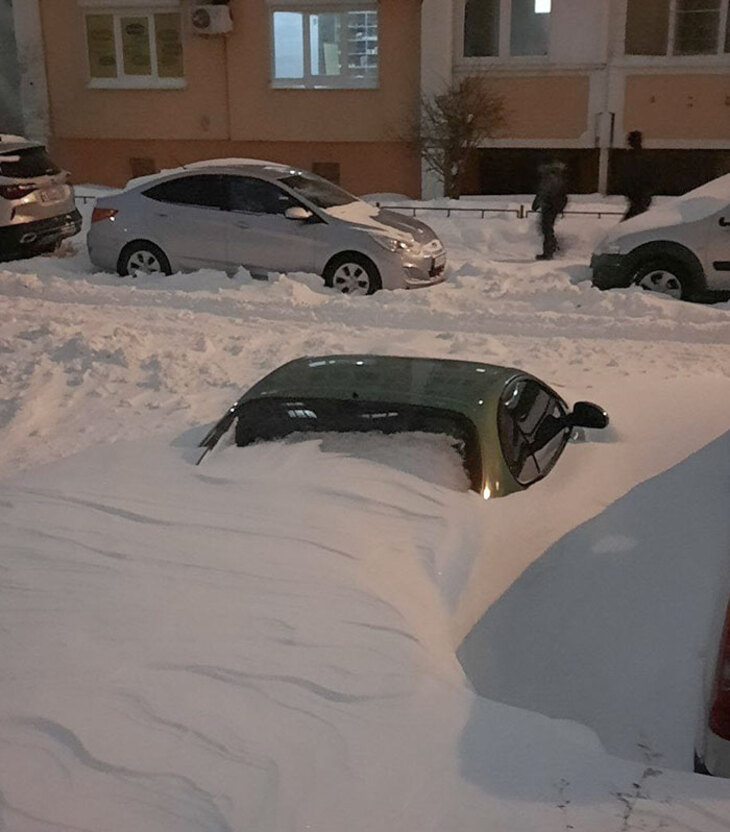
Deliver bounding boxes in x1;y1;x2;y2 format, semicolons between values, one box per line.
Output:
198;355;608;498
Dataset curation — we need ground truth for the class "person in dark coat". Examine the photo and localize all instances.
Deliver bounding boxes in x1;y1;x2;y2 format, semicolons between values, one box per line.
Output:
621;130;652;221
532;160;568;260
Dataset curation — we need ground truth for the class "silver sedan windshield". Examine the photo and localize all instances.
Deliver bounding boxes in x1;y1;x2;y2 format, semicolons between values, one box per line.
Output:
278;173;356;209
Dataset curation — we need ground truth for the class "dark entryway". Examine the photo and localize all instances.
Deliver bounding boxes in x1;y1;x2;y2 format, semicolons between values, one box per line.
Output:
470;148;600;195
467;147;730;196
608;149;730;196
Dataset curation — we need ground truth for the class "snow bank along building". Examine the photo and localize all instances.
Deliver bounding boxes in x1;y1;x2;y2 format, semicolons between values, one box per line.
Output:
10;0;730;197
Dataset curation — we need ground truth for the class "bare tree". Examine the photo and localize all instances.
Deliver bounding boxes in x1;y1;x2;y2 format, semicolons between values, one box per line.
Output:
413;77;505;199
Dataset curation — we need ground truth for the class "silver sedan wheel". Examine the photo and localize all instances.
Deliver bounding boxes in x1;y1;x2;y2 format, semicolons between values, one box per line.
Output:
636;268;682;299
331;262;372;295
127;249;163;277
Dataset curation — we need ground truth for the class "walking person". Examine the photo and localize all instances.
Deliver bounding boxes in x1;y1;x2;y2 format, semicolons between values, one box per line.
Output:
621;130;652;221
532;160;568;261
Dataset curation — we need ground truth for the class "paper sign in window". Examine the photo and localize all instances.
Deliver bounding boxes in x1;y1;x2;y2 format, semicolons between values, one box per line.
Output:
121;16;152;76
86;14;117;78
155;13;183;78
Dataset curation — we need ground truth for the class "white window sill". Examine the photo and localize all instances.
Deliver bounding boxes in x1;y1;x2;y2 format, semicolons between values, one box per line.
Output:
271;79;378;90
459;55;550;65
617;54;730;66
87;78;187;90
79;0;180;5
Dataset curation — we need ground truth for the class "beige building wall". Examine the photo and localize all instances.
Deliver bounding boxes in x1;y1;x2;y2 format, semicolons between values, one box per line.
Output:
41;2;229;141
484;75;591;140
51;137;418;194
624;74;730;141
40;0;422;194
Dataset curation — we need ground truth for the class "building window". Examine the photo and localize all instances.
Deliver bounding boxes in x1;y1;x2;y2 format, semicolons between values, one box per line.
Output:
510;0;550;55
464;0;500;56
625;0;730;56
271;6;378;88
84;11;184;87
463;0;551;58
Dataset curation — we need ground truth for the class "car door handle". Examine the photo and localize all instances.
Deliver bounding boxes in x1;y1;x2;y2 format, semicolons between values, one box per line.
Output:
234;221;249;229
720;217;730;227
154;211;169;218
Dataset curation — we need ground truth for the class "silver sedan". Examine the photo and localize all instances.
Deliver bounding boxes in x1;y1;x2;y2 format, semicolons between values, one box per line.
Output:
87;160;447;295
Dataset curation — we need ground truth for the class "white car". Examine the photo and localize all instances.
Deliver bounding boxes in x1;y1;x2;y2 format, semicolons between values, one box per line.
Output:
0;135;81;262
591;173;730;302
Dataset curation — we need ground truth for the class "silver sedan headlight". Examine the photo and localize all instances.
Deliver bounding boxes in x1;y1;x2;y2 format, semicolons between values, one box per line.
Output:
367;231;420;254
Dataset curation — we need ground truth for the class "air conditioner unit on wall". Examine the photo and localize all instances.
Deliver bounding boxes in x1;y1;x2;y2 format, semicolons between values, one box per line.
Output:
190;4;233;35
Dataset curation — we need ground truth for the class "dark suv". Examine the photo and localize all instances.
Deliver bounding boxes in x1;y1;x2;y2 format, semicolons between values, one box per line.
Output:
0;135;81;262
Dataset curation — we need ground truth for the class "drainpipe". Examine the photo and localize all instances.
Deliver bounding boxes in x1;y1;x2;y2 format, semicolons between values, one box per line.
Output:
11;0;50;144
420;0;454;199
596;0;616;195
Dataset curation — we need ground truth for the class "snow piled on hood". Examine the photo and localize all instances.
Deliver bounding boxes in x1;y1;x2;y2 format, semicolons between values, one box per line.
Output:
323;198;418;242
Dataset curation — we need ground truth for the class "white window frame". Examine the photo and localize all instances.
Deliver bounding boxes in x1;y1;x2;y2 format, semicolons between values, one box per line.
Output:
622;0;730;61
269;4;379;89
458;0;552;64
84;8;186;89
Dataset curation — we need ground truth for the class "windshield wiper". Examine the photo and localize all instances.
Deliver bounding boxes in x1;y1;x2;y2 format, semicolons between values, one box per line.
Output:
196;404;241;464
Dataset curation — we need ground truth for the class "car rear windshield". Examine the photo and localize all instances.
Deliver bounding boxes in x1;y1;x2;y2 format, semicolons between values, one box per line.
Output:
278;173;356;209
0;146;61;179
233;397;483;491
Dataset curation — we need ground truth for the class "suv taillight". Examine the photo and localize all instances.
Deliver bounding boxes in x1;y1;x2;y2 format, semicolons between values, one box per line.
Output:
91;207;118;223
0;183;38;200
709;600;730;741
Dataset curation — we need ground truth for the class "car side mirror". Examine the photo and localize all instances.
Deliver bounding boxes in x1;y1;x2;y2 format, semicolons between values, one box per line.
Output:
285;206;313;221
567;401;609;429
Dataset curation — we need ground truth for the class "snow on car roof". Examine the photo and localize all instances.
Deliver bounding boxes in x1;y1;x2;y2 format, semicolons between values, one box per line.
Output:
124;158;294;190
678;171;730;202
611;172;730;236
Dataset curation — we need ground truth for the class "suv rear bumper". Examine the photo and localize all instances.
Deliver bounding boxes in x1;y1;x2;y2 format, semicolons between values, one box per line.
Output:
0;209;82;261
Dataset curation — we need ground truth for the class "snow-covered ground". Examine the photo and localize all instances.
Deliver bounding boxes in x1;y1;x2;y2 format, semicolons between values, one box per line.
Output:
1;195;729;830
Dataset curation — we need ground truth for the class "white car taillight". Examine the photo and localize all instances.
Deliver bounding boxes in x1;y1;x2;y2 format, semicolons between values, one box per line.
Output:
91;207;118;223
0;183;37;200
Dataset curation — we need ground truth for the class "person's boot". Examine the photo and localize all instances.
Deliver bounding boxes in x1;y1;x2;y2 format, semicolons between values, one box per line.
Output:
535;252;553;260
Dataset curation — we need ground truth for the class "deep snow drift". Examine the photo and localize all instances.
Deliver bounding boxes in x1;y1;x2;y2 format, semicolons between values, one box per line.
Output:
0;194;729;830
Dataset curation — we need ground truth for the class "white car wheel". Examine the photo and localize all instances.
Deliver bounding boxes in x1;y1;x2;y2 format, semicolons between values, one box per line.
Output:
129;250;162;275
633;258;692;300
333;263;372;295
118;241;171;278
637;268;682;299
324;253;382;296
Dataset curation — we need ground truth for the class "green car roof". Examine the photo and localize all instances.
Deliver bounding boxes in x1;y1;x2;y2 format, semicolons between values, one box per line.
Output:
199;354;607;499
199;355;532;497
242;354;521;420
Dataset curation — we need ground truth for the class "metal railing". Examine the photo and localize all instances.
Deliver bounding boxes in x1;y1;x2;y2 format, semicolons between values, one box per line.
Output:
377;203;524;219
378;203;625;220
